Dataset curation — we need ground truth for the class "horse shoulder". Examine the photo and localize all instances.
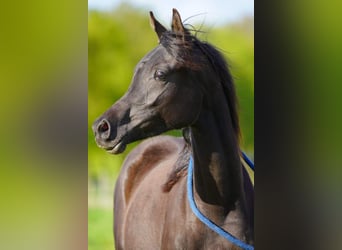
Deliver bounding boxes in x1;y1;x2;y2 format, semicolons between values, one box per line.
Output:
114;136;185;249
115;135;184;206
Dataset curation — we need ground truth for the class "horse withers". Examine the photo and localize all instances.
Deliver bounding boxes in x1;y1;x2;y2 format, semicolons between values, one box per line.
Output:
92;9;254;250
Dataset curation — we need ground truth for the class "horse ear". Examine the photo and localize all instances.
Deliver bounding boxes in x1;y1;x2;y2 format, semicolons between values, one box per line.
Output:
149;11;167;41
171;8;185;35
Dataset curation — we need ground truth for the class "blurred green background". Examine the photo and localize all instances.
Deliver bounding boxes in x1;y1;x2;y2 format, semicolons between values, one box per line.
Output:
88;4;253;250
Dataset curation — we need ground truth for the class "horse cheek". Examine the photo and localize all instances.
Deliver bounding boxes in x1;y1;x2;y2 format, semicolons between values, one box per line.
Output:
163;93;202;128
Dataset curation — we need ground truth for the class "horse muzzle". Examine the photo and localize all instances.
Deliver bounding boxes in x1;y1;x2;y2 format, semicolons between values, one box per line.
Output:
92;117;127;154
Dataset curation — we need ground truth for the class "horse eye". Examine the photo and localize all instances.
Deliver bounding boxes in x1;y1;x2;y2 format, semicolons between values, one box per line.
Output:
154;70;166;81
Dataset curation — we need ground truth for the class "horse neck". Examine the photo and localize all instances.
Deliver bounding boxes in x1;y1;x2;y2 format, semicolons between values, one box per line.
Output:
189;90;243;212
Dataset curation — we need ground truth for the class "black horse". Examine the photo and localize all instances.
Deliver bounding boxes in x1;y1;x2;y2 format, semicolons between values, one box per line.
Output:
93;9;254;250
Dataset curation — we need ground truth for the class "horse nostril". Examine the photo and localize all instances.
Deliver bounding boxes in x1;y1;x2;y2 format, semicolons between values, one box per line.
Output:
98;120;109;132
97;119;111;139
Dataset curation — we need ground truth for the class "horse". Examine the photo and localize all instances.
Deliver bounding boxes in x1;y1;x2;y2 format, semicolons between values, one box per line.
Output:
92;9;254;250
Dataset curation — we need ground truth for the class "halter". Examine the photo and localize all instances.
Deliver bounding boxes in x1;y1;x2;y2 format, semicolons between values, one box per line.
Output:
187;152;254;250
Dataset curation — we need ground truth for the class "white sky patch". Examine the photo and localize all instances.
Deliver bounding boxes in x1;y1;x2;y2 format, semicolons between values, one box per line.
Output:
88;0;254;25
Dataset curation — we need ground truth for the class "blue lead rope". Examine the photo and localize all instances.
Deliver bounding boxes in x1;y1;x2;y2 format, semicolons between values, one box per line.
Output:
242;152;254;171
187;153;254;250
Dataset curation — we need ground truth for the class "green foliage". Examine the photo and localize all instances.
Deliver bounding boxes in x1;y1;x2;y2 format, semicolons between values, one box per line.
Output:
88;4;254;179
88;5;155;179
88;207;114;250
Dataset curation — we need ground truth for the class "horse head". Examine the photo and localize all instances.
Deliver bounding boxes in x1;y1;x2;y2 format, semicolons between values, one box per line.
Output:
92;9;207;154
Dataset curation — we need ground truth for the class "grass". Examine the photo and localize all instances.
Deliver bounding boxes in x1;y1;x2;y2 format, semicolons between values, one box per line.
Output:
88;207;114;250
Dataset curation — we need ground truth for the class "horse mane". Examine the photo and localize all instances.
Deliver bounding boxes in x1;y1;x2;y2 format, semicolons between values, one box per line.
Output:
161;29;241;192
162;140;190;192
159;30;240;138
